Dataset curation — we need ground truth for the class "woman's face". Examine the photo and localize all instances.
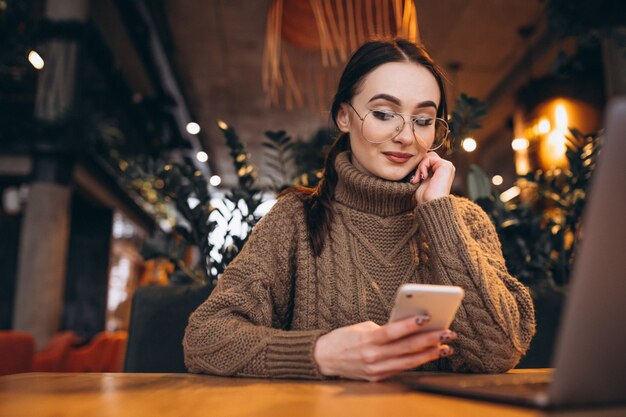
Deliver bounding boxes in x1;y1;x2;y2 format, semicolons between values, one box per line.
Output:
337;62;441;181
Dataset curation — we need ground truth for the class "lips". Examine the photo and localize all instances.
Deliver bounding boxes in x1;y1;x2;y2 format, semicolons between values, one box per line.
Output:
383;152;413;164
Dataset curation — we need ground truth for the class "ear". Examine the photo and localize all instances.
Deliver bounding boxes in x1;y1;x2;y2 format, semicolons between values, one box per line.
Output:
336;104;351;133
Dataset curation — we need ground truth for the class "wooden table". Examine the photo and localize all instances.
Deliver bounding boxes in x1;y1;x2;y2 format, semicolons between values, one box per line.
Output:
1;371;624;417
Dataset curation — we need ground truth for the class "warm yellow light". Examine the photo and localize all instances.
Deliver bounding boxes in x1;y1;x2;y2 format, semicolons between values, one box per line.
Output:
500;186;521;202
28;50;44;70
546;130;567;162
538;118;551;134
462;137;477;152
196;151;208;162
541;104;568;167
186;122;201;135
217;120;229;130
555;104;568;132
492;175;503;186
511;138;529;151
209;175;222;187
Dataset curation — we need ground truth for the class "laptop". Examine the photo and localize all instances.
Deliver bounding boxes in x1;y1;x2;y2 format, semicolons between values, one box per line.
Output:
402;98;626;409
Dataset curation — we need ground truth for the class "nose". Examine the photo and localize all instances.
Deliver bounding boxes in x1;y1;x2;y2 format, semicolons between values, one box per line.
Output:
392;118;416;145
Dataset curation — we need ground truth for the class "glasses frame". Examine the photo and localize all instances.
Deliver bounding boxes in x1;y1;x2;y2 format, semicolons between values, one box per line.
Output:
346;102;449;151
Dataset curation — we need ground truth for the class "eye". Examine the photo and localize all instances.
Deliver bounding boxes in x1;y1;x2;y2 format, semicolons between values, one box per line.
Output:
413;117;434;127
371;110;396;121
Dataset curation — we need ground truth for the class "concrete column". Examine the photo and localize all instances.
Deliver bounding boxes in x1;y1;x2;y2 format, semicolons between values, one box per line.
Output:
12;0;88;350
12;183;72;350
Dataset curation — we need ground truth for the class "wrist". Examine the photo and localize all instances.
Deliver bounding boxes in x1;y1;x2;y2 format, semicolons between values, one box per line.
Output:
313;333;337;377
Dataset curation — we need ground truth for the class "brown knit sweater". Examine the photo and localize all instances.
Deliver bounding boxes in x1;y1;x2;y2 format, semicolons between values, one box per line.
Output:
183;151;535;379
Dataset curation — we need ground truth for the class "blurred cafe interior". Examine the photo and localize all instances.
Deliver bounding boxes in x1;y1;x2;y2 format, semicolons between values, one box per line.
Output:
0;0;624;377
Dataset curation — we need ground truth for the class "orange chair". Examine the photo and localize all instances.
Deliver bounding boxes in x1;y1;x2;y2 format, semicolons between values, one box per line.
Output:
0;331;35;376
103;331;128;372
32;331;82;372
65;331;128;372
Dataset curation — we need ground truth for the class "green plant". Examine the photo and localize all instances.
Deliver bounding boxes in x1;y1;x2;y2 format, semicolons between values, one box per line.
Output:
262;130;297;192
212;122;266;276
448;93;488;154
468;128;602;295
119;156;215;284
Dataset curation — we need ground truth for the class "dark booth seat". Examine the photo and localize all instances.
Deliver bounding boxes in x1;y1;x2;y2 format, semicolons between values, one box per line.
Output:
124;284;213;373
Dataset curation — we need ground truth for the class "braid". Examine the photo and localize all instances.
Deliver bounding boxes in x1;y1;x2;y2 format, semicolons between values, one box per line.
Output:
281;134;350;257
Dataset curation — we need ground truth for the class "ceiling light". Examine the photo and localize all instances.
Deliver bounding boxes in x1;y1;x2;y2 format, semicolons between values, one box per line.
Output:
462;137;477;152
196;151;208;162
217;120;228;130
186;122;201;135
28;50;44;70
511;138;529;151
492;175;503;186
209;175;222;187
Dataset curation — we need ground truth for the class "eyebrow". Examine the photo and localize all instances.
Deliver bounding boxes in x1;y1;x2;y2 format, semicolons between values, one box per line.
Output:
367;93;438;110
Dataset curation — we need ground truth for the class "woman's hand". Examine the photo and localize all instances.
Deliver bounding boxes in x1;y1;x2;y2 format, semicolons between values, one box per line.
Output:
313;316;456;382
410;152;456;204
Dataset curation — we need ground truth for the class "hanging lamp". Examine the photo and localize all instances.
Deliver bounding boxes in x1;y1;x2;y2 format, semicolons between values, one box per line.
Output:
262;0;420;111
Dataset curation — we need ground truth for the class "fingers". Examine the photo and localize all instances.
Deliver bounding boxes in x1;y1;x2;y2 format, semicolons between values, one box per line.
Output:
369;315;431;345
314;319;457;382
386;329;456;359
364;329;457;364
362;344;455;382
410;153;453;185
419;153;452;181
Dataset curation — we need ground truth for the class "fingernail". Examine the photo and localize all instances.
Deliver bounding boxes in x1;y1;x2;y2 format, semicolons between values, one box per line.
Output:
416;314;431;325
439;331;457;343
420;173;425;181
439;346;454;358
410;175;416;183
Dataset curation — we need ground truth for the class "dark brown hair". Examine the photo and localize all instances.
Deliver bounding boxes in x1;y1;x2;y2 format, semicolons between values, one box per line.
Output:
283;38;448;256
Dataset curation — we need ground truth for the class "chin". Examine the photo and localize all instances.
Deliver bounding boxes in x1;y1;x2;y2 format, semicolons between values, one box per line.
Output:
375;168;414;182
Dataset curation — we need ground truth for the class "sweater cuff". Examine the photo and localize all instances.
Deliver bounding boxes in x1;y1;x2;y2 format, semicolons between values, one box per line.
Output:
414;195;466;251
266;330;328;379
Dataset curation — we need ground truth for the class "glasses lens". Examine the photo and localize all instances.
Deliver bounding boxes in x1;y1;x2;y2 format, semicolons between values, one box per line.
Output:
361;110;404;144
429;118;449;151
360;111;449;151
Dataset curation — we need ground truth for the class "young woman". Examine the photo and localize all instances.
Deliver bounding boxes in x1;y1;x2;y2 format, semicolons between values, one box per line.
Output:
184;38;535;382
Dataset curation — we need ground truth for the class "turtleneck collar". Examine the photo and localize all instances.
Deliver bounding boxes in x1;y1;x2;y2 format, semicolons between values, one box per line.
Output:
334;151;417;216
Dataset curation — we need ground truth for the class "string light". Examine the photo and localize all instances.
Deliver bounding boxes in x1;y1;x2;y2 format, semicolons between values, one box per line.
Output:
186;122;201;135
500;186;521;202
462;137;477;152
28;50;44;70
209;175;222;187
512;138;529;151
196;151;208;162
538;118;551;134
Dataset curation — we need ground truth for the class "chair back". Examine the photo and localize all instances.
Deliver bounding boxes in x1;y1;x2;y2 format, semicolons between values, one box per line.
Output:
32;330;82;372
124;284;213;372
0;331;35;375
65;331;128;372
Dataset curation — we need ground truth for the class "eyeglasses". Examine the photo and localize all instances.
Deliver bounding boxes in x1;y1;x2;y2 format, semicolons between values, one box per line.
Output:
346;102;449;151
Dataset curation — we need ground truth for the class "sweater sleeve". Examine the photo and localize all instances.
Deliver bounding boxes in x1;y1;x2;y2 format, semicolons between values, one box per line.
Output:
183;194;327;379
414;195;536;373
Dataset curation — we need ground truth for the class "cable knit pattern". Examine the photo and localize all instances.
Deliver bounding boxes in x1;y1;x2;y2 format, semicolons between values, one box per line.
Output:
183;151;536;378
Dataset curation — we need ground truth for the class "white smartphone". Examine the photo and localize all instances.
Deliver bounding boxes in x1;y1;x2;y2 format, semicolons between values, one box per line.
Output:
388;284;465;332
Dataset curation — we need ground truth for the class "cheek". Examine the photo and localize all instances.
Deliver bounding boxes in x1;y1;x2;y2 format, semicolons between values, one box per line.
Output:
349;135;375;156
349;140;379;172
